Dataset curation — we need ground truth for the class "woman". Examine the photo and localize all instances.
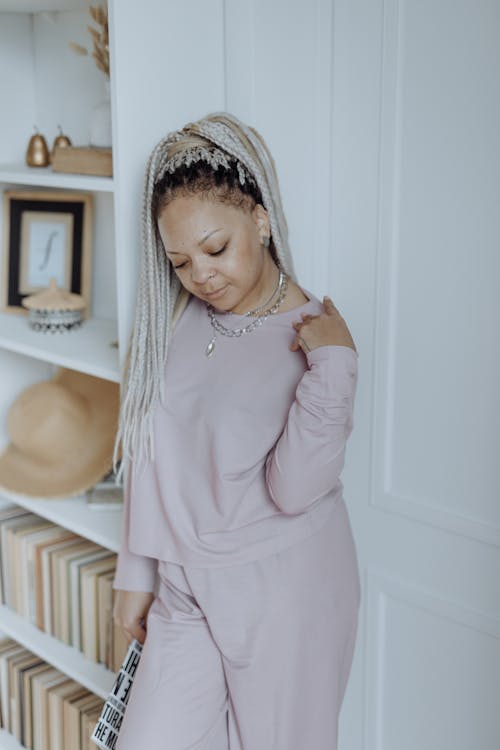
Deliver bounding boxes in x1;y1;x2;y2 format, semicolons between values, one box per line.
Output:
112;111;361;750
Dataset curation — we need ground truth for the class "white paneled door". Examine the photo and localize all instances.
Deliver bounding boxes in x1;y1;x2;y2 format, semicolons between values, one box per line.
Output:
111;1;500;748
326;0;500;748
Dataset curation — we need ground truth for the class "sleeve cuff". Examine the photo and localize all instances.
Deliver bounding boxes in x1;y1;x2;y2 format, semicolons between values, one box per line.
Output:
112;550;157;592
306;344;358;370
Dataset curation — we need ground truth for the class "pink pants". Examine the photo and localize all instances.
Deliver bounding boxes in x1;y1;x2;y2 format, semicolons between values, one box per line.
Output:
116;498;361;750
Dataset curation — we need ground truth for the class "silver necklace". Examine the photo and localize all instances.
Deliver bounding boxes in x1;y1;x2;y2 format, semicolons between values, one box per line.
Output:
205;270;288;357
231;268;282;317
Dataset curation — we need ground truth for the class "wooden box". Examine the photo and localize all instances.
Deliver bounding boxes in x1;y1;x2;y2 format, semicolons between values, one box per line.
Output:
52;146;113;177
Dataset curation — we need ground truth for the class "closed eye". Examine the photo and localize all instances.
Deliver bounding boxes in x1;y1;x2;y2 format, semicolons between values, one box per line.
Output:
173;244;227;270
211;244;227;256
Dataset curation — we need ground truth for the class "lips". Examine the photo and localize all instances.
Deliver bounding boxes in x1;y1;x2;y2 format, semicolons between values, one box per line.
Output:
205;285;227;298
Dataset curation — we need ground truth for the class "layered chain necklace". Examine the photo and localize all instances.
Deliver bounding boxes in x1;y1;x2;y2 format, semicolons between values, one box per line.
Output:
204;269;289;357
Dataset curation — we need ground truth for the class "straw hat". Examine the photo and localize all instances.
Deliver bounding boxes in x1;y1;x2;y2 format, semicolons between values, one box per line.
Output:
0;368;119;498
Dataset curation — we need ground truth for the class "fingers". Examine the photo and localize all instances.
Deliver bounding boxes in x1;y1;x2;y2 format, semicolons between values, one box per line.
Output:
290;296;337;352
127;623;146;643
322;295;336;313
126;620;147;645
291;315;314;351
290;334;312;352
289;338;305;352
123;629;134;646
113;590;154;629
292;316;313;330
297;335;311;352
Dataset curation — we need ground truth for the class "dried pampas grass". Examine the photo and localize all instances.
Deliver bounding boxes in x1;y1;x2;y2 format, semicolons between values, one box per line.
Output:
69;3;110;78
68;42;88;56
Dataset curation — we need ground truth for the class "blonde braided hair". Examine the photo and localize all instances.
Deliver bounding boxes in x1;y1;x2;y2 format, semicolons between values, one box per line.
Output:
114;111;298;483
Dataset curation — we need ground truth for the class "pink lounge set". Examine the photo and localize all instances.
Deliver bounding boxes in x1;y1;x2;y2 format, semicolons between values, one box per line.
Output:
113;286;361;749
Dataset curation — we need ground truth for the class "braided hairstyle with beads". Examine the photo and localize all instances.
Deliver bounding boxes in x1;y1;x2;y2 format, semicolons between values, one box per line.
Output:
113;111;298;482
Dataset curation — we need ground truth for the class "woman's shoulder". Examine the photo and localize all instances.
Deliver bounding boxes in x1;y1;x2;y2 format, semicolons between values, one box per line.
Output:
284;281;325;316
279;281;311;312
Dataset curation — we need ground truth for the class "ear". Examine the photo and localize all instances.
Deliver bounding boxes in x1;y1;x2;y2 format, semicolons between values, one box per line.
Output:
252;203;270;239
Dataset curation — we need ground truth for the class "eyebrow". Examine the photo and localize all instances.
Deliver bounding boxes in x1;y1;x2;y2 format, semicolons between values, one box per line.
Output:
165;227;223;255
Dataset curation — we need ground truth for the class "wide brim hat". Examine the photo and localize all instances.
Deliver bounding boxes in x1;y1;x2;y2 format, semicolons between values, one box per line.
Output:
0;368;120;499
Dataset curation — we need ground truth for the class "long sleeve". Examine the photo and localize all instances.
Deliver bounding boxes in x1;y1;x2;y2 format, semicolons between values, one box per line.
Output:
111;290;360;568
265;344;358;515
112;464;157;592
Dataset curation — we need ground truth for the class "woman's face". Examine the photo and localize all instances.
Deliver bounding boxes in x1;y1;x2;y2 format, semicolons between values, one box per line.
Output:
157;194;275;313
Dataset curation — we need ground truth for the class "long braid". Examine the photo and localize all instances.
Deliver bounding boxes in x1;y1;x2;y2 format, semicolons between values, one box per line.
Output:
114;112;297;484
202;113;294;276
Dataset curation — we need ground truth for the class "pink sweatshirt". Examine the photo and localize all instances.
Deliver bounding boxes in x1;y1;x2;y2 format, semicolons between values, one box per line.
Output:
113;286;358;592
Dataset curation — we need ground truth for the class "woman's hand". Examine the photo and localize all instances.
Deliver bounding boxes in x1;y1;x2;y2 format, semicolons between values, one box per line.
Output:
290;296;357;354
113;589;155;646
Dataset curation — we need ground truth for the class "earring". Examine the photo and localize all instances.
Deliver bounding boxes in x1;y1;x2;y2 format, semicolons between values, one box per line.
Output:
261;235;270;248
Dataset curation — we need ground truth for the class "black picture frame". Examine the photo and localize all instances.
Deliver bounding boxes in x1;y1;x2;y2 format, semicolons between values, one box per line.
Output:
2;189;93;315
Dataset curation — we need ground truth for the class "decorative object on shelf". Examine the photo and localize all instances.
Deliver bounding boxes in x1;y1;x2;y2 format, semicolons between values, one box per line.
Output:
69;4;109;77
0;368;120;499
86;462;123;510
87;486;123;510
1;190;93;316
50;125;72;161
69;4;112;148
25;127;50;167
21;277;86;333
52;145;113;177
89;78;112;148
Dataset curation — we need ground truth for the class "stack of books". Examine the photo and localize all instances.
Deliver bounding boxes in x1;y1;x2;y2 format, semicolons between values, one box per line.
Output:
0;505;128;672
0;636;103;750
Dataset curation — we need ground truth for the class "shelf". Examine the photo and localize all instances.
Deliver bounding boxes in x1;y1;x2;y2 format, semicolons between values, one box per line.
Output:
0;1;85;11
0;491;121;553
0;313;120;382
0;729;24;750
0;164;114;193
0;604;114;699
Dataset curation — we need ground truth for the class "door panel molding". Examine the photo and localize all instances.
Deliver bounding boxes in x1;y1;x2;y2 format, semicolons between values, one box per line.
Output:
370;0;500;548
364;569;500;749
224;0;335;292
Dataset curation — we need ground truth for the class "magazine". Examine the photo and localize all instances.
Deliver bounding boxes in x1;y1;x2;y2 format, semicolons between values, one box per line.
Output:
86;464;123;511
91;638;142;749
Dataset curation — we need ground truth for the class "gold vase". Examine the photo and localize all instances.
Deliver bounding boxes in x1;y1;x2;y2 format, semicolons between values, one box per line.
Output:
26;129;50;167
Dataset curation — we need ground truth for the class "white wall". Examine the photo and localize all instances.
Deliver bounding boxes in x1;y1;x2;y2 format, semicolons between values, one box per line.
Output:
110;0;355;358
0;13;36;163
1;1;499;746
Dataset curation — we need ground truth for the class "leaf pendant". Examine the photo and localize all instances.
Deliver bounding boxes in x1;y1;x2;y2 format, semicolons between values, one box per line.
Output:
205;335;216;357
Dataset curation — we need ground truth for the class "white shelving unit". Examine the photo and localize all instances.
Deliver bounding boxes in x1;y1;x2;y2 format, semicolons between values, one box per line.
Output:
0;605;115;699
0;0;214;744
0;164;114;192
0;3;129;747
0;491;121;552
0;731;24;750
0;313;119;382
0;487;121;750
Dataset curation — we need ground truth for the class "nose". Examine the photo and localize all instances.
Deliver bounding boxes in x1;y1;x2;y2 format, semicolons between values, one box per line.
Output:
190;258;215;285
